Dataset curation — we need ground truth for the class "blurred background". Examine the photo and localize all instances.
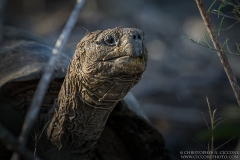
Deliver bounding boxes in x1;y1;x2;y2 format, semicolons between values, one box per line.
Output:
3;0;240;159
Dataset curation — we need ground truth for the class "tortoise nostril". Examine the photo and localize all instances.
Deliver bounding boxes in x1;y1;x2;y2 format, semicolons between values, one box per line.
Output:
132;33;143;41
138;35;141;40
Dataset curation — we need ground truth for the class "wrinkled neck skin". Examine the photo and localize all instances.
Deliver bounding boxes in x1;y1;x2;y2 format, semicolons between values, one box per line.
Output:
46;55;140;160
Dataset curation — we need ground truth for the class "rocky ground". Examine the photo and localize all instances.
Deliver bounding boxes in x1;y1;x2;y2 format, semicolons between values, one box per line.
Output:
4;0;240;159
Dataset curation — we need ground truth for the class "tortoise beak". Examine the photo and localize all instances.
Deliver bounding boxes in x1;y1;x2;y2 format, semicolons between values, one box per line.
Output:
129;30;144;58
124;29;147;61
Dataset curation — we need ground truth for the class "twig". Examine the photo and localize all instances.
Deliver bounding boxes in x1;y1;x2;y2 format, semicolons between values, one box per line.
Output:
11;0;86;159
186;37;240;57
214;136;236;151
192;139;208;149
194;98;234;159
0;0;7;43
195;0;240;106
217;0;239;7
210;11;240;21
206;97;214;160
0;123;40;160
33;121;50;156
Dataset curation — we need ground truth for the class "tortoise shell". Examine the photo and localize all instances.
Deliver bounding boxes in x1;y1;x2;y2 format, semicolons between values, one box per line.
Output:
0;27;170;160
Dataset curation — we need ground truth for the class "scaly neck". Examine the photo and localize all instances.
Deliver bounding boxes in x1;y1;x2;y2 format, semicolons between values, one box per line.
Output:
46;61;136;159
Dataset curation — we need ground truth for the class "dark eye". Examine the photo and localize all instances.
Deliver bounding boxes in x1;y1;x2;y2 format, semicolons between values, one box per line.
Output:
104;35;116;46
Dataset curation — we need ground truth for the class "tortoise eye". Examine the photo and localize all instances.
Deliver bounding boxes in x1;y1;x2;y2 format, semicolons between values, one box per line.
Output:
104;35;116;46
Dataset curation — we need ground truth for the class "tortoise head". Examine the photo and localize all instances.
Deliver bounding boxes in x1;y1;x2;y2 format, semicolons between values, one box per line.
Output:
73;27;148;80
68;27;148;104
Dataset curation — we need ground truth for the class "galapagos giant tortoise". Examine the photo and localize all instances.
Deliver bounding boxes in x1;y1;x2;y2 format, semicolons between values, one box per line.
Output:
0;27;170;160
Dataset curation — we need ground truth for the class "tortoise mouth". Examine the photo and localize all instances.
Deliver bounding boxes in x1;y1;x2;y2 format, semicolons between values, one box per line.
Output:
97;54;146;76
102;52;147;63
103;55;130;62
103;55;147;67
102;44;147;62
